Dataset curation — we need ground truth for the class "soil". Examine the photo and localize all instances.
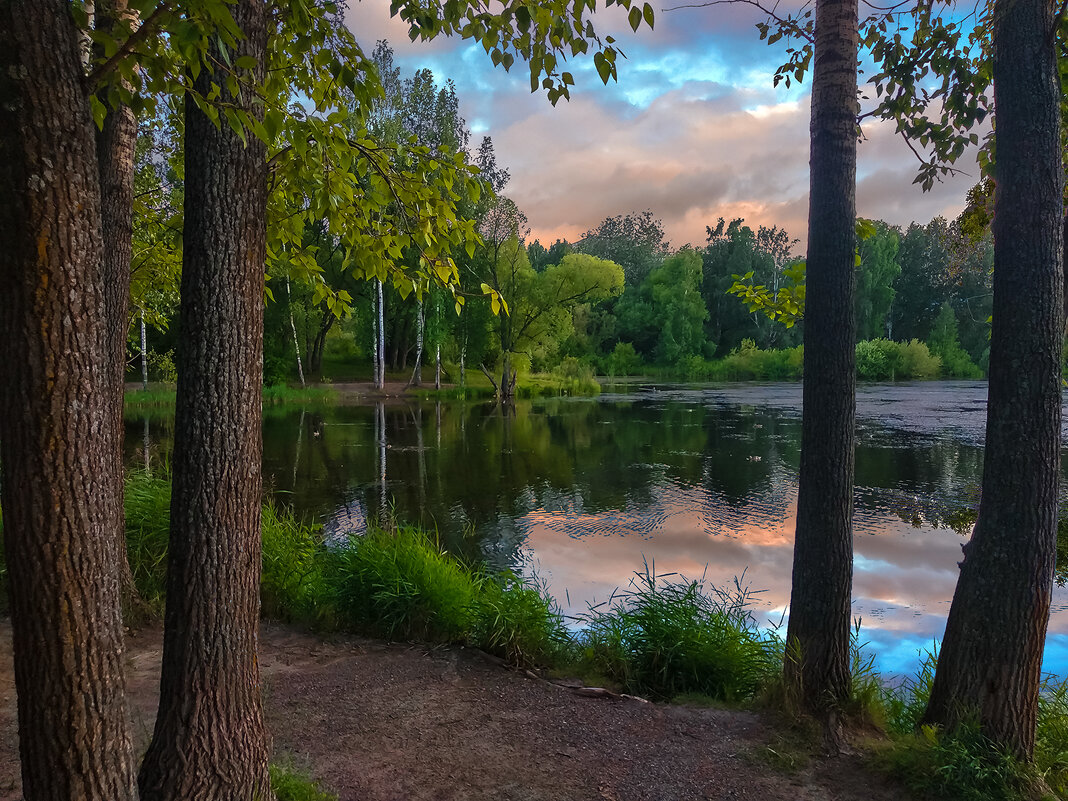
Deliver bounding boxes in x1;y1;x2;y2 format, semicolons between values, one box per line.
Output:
0;621;908;801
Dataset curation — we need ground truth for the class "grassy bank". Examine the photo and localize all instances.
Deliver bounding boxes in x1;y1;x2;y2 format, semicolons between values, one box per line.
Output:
4;474;1067;799
124;385;339;413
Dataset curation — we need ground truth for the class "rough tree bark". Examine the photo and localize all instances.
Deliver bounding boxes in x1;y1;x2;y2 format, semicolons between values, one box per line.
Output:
783;0;858;736
922;0;1062;759
137;1;274;798
0;3;138;800
94;0;142;611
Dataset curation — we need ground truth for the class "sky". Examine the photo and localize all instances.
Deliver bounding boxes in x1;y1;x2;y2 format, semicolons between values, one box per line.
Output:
344;0;979;254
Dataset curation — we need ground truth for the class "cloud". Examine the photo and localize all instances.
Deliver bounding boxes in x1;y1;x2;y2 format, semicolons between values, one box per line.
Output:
343;0;979;251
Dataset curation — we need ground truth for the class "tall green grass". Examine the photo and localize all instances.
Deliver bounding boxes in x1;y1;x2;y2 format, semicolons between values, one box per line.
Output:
575;566;783;701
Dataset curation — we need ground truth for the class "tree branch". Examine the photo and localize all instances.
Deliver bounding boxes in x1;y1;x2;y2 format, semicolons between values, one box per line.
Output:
86;1;171;87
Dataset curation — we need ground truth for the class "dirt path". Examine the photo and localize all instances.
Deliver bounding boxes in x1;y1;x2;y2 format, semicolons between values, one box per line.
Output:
0;622;905;801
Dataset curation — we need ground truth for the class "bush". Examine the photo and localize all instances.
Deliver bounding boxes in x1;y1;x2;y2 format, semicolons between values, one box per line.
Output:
855;338;941;381
605;342;644;377
550;357;601;395
899;339;942;379
575;567;782;701
707;344;803;381
856;338;904;381
675;353;710;381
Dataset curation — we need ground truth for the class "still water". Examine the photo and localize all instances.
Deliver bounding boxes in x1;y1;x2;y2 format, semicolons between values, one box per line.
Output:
126;380;1068;679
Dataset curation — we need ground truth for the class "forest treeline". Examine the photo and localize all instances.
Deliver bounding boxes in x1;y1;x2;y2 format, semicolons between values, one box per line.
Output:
133;43;992;390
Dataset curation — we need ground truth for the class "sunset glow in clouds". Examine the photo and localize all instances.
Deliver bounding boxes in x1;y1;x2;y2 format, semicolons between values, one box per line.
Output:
345;0;979;251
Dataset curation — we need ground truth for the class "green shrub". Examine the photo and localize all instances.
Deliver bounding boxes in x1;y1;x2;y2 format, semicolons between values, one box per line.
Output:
899;339;943;379
550;357;601;395
856;338;904;381
605;342;644;377
575;567;782;701
855;339;942;381
675;353;710;381
707;345;803;381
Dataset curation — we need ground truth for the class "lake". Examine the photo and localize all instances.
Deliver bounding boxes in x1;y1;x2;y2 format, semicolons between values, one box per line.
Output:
126;380;1068;679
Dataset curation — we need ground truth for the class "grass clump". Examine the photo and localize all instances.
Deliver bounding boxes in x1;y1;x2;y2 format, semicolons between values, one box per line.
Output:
473;572;571;666
574;566;782;702
261;503;326;622
322;527;570;666
879;724;1037;801
123;472;173;614
324;526;480;642
269;763;337;801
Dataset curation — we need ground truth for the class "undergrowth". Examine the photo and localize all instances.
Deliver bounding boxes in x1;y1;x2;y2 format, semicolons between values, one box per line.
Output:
270;763;337;801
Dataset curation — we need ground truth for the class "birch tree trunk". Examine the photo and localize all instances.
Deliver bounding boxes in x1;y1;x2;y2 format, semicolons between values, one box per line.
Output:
286;276;305;387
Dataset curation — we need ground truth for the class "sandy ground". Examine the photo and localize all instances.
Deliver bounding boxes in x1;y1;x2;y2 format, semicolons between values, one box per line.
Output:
0;621;906;801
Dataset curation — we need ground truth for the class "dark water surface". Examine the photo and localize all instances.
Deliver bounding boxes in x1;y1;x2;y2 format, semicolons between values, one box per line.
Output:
126;380;1068;679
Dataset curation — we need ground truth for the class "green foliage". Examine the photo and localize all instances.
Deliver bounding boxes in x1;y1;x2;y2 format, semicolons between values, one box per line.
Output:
856;339;942;381
575;567;783;701
270;763;337;801
880;724;1036;801
727;260;806;329
575;211;670;286
646;249;708;363
550;357;601;395
856;222;901;341
706;342;804;381
605;342;644;377
928;302;984;379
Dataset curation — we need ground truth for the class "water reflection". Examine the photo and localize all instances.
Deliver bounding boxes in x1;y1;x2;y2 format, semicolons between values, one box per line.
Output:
125;381;1068;679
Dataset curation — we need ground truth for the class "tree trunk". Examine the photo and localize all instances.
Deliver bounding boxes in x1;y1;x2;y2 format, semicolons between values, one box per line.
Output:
140;310;149;389
137;2;273;798
922;0;1062;759
309;309;334;375
412;295;424;386
371;284;379;387
435;343;441;390
379;284;386;386
94;0;141;613
460;333;466;386
783;0;858;737
0;4;137;800
286;276;306;387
